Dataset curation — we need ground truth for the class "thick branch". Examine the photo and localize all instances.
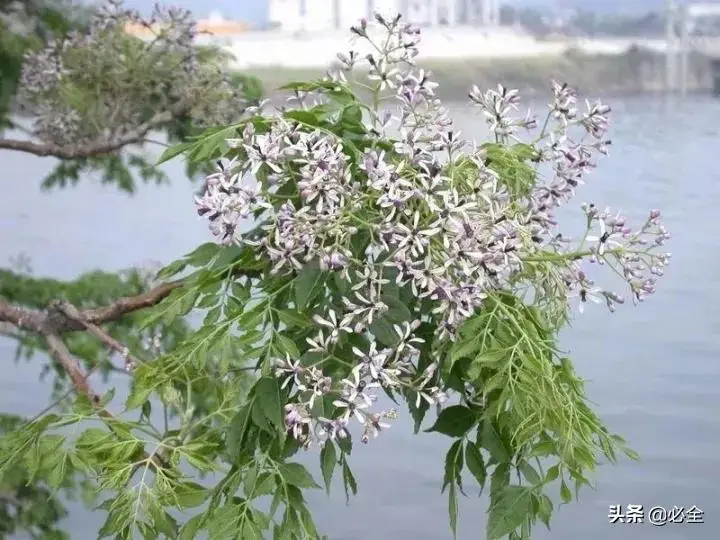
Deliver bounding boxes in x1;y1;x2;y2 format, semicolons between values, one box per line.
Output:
0;280;181;334
0;302;43;330
44;333;98;402
0;104;186;159
82;281;182;326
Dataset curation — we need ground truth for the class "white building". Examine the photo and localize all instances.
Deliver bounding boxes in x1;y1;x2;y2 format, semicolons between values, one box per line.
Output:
268;0;501;32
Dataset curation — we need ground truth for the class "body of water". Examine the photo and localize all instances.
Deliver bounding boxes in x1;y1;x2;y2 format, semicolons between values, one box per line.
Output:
1;94;719;539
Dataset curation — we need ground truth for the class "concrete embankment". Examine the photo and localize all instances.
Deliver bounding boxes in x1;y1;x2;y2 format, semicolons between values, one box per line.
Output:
239;49;715;100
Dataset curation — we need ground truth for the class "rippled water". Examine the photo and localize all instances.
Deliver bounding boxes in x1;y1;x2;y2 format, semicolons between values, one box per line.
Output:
1;94;719;539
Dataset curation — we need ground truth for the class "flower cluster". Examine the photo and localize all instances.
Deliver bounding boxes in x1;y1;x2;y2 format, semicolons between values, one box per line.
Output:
18;0;247;147
195;13;671;448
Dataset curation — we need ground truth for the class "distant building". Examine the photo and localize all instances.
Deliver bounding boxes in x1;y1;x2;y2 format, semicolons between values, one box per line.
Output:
267;0;501;32
124;11;252;45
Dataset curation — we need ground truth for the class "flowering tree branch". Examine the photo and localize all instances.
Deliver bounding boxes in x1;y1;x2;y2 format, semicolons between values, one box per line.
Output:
3;0;252;191
0;4;674;540
0;103;190;159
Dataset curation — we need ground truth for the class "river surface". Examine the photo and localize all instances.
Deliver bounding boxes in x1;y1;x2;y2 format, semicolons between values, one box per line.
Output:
1;94;719;539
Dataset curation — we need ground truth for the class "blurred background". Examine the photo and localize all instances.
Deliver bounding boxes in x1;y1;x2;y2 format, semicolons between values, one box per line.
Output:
2;1;719;539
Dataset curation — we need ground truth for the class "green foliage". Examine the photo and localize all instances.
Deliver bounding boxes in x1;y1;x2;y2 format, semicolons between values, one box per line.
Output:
0;3;264;536
436;292;637;538
0;0;80;130
482;143;539;198
0;414;74;540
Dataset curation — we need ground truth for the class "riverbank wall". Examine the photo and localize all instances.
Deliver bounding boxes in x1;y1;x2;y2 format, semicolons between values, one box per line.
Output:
239;48;715;100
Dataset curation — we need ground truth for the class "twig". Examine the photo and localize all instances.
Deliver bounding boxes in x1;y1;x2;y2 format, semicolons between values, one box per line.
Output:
0;322;22;339
27;363;103;424
53;301;143;371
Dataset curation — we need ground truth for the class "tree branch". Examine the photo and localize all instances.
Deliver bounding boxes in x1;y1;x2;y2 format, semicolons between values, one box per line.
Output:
0;103;188;159
54;301;142;371
0;280;181;334
0;279;180;406
43;332;98;402
0;281;182;471
81;280;182;327
0;279;181;397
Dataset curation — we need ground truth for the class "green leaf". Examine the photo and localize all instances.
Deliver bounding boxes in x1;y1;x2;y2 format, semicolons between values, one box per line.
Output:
545;464;560;483
125;381;156;411
179;515;205;540
518;461;542;485
383;296;412;324
155;258;187;280
275;334;301;358
98;387;116;408
279;80;357;106
157;141;192;165
226;405;253;462
442;439;464;493
284;109;324;127
294;265;323;310
186;242;222;267
479;421;511;463
425;405;478;438
450;338;481;363
537;493;554;529
148;503;178;537
623;447;640;461
530;440;555;458
47;450;69;489
486;485;534;539
341;103;362;125
277;309;312;329
368;317;400;347
341;458;357;503
483;142;538;198
252;377;284;431
448;483;459;539
336;434;352;455
560;479;572;504
320;441;337;494
175;482;209;509
277;462;320;489
464;441;486;489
